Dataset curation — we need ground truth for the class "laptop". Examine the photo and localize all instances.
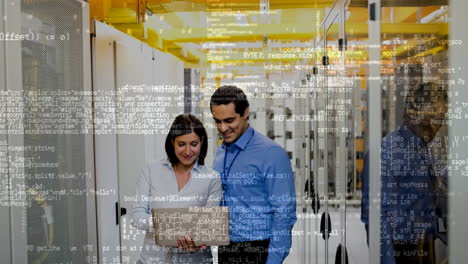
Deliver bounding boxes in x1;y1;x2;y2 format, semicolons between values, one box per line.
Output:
151;206;230;247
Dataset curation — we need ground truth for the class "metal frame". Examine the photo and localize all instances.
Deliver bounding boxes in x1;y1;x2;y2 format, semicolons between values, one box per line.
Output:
93;21;122;264
0;0;12;262
4;0;28;262
337;3;349;263
368;0;382;263
312;38;320;264
82;2;99;263
323;21;331;263
2;1;97;263
449;0;468;262
311;1;367;263
323;4;345;263
294;75;306;264
311;35;328;263
304;70;312;264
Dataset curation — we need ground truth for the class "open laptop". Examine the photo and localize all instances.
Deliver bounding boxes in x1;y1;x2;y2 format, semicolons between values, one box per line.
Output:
151;207;230;247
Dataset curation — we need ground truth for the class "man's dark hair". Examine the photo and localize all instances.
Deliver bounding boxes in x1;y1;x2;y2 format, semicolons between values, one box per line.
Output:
404;82;448;112
165;114;208;165
210;85;250;116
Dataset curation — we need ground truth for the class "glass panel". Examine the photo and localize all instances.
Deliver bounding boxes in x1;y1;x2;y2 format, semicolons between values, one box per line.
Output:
345;5;370;264
377;1;449;263
315;37;327;264
325;17;337;264
18;0;94;263
324;12;348;264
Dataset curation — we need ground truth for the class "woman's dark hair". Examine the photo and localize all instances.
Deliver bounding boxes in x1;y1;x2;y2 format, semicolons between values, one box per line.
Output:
165;114;208;166
210;85;249;116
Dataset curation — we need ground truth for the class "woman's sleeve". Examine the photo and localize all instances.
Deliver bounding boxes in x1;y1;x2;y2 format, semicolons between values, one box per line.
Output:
130;166;153;232
205;171;223;207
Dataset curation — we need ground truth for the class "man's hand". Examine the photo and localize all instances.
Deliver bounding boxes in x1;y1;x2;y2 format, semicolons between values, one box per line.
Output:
177;236;207;253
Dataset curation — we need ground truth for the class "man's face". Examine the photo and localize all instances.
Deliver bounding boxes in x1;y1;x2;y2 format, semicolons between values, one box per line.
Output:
427;98;448;136
211;102;249;144
409;96;448;141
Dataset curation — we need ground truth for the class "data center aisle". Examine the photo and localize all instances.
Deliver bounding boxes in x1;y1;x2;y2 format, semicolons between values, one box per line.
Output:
285;207;368;264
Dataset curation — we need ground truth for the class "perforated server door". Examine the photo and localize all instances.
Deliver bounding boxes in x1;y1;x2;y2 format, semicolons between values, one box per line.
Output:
2;0;96;263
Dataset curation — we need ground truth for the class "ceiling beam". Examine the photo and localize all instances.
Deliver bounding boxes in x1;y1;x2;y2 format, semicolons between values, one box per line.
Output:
203;49;368;63
147;0;336;12
351;0;447;7
159;22;448;44
146;0;446;13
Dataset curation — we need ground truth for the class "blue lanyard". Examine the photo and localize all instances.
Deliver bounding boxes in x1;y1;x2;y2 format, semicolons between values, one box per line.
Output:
222;147;241;184
221;130;254;205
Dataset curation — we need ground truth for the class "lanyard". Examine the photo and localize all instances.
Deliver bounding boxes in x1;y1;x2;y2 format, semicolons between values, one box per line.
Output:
222;147;241;184
221;130;254;205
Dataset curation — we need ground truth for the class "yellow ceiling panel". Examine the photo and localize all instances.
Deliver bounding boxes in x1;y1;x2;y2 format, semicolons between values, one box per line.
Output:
158;12;186;28
161;23;322;43
91;0;144;23
148;0;206;13
381;7;417;23
106;8;138;23
346;7;368;24
401;6;440;23
203;49;368;64
91;0;449;69
280;8;325;25
148;0;336;12
346;22;448;38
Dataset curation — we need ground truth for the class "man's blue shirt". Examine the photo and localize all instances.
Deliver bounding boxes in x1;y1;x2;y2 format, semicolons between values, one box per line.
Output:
213;126;297;264
361;125;439;264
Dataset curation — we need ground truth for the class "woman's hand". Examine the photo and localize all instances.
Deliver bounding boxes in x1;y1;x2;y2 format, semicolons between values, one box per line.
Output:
177;236;207;253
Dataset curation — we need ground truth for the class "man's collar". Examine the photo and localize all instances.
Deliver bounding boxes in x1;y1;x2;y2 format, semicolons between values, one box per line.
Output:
223;125;254;150
399;125;426;147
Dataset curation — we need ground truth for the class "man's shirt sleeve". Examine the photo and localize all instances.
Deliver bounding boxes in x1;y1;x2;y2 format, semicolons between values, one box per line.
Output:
361;153;369;227
380;141;397;264
265;146;297;264
362;149;396;264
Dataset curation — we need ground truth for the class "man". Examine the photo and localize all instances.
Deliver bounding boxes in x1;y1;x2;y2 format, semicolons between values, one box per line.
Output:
210;86;297;264
361;82;448;264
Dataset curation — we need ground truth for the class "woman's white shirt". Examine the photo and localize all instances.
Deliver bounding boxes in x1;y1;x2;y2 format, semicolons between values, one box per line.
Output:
130;159;222;264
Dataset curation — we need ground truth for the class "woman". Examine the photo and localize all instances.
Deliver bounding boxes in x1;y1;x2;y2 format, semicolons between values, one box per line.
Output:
131;114;222;264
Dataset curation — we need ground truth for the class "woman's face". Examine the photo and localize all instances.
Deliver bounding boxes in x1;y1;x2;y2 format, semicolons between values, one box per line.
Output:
173;132;202;167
